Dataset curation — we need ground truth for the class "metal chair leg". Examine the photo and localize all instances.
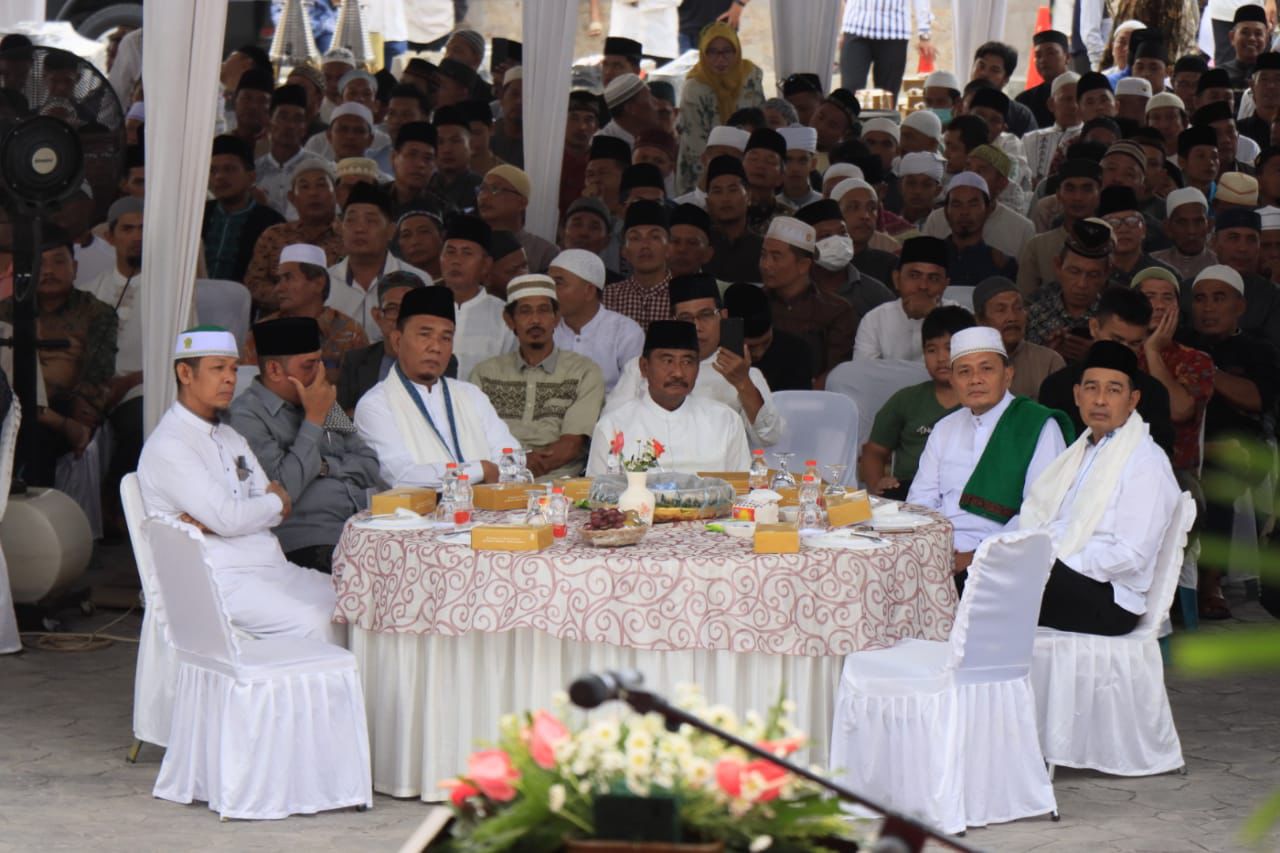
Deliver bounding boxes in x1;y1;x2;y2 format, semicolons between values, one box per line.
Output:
125;739;142;764
1047;762;1056;782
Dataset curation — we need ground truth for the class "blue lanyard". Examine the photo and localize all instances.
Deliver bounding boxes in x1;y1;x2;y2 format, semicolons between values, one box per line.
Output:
396;364;463;462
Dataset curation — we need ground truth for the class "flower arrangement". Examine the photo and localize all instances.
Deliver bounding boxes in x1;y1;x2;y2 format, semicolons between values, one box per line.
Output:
437;687;856;853
616;434;664;473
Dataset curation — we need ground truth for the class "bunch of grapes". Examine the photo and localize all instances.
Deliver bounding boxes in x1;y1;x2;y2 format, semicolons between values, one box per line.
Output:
587;508;626;530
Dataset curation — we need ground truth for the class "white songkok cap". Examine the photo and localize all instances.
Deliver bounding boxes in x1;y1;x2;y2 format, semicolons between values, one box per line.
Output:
322;47;356;67
173;326;238;360
504;65;523;84
948;326;1007;364
862;116;900;142
946;170;990;198
823;162;864;185
1145;91;1185;114
1165;186;1208;217
706;125;751;151
1115;76;1152;98
1259;205;1280;231
604;73;646;109
831;177;876;203
778;126;818;152
329;102;374;127
898;152;945;182
1050;71;1080;97
126;101;145;122
279;243;328;267
902;109;943;142
765;216;816;253
339;69;377;93
549;249;606;290
924;70;961;93
1193;264;1245;295
505;273;558;304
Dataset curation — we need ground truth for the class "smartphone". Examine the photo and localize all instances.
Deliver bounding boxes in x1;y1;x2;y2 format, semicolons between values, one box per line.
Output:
491;38;510;73
719;317;745;356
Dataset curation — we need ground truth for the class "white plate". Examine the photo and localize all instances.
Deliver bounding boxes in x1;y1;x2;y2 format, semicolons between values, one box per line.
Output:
435;530;473;546
869;511;931;532
353;515;437;531
802;530;893;551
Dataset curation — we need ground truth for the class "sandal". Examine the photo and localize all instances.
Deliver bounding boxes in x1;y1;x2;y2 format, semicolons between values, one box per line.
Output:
1198;593;1232;621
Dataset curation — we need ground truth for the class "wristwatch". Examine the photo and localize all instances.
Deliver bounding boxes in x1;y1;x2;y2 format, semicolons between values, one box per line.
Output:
319;458;330;478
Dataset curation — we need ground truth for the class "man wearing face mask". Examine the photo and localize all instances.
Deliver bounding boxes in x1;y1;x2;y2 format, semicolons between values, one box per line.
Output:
794;199;894;325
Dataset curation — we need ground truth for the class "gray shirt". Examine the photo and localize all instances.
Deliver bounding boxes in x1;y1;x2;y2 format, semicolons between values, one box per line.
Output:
229;380;386;552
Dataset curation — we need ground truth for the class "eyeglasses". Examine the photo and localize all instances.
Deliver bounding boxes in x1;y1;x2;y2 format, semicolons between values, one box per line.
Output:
1104;214;1144;229
705;46;736;59
675;309;720;323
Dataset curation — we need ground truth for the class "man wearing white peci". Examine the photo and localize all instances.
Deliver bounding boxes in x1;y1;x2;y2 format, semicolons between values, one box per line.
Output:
137;326;341;644
1022;340;1181;636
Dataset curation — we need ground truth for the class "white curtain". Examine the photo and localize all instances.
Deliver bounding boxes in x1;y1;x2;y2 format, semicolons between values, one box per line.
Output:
769;2;842;95
141;0;229;435
520;0;576;242
953;0;1009;84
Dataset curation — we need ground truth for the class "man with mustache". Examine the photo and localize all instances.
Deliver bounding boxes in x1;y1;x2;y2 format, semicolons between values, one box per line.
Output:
586;320;749;475
469;275;605;479
972;276;1063;400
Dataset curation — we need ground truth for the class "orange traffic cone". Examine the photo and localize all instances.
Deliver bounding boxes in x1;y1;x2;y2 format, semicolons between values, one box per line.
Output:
1024;4;1053;89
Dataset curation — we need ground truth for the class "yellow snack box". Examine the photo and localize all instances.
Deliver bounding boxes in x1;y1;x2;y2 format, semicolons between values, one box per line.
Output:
562;478;593;501
473;483;534;510
826;490;873;527
753;523;800;554
471;524;554;551
370;487;437;516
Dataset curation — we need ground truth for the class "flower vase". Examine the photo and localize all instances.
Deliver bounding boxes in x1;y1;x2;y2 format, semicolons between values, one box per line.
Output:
617;470;655;525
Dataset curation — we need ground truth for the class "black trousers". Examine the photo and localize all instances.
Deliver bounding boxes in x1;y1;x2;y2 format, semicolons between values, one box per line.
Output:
286;544;335;574
1038;560;1140;636
1213;18;1236;67
106;396;144;502
840;36;909;100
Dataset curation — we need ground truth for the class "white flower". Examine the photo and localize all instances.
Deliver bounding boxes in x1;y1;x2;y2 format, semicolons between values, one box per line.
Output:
625;730;654;754
705;705;739;732
627;748;652;774
499;713;519;730
781;699;797;714
548;784;566;813
750;836;773;852
625;772;651;797
589;720;621;748
682;757;713;788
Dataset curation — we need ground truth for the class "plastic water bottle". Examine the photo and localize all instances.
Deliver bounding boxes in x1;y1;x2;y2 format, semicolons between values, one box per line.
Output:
452;474;474;525
442;462;460;500
549;486;569;538
804;459;820;482
799;474;823;530
748;449;769;490
498;448;517;482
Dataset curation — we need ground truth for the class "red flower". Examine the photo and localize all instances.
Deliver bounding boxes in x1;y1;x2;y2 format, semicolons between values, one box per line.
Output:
528;710;570;770
441;778;480;807
651;439;665;457
757;736;805;757
714;756;789;802
610;431;625;455
467;749;520;802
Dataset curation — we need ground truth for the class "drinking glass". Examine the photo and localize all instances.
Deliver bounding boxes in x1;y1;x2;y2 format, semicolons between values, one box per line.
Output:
770;452;796;489
524;489;549;525
824;464;848;498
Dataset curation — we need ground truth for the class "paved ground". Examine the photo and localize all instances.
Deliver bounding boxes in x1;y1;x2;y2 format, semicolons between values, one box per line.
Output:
1;573;1276;853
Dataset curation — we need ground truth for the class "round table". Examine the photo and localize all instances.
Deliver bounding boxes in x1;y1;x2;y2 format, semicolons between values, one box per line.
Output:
332;508;956;799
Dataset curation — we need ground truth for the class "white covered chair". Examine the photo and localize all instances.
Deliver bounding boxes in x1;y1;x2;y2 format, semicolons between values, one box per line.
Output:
825;358;929;473
145;518;372;819
121;472;179;752
829;529;1058;835
195;279;252;351
943;286;975;312
1031;492;1197;777
0;400;22;654
765;390;859;486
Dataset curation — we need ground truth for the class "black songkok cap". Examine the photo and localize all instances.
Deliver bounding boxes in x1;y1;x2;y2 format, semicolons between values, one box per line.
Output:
649;80;676;105
1130;31;1167;63
897;235;948;269
444;214;493;253
644;320;699;353
236;67;275;94
1174;55;1209;75
1075;71;1112;99
395;121;438;150
1255;52;1280;73
705;154;747;185
1216;206;1262;232
1198;68;1231;93
669;202;711;236
1192;100;1233;126
488;229;523;259
270;84;308;112
668;273;722;310
745;127;786;159
589;134;632;165
211;134;255;170
723;282;772;337
405;57;437;78
1097;185;1140;216
795;199;843;226
343;181;392;217
253;317;322;357
437;57;478;88
432;104;468;129
1058;157;1104;182
1081;339;1139;383
604;36;643;63
399;285;456;325
781;73;823;96
1033;30;1070;50
1065;218;1115;258
1235;3;1268;25
621;162;665;194
1178;125;1219;157
826;88;862;122
458;98;494;126
623;199;670;232
970;87;1011;117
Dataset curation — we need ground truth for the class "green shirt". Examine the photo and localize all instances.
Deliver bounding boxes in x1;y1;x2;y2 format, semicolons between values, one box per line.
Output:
868;381;959;481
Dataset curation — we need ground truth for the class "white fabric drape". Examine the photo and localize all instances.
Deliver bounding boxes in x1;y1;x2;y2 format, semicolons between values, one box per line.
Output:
140;0;229;436
520;0;576;242
769;2;842;94
952;0;1008;83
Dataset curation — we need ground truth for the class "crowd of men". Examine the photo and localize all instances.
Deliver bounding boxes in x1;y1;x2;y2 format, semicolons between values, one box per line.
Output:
4;9;1277;646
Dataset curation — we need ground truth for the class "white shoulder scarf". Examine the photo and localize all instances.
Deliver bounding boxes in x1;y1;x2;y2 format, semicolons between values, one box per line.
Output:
382;372;492;466
1020;410;1147;558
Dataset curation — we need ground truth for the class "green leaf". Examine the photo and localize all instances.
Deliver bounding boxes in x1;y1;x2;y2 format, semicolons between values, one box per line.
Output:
1173;627;1280;675
1241;788;1280;847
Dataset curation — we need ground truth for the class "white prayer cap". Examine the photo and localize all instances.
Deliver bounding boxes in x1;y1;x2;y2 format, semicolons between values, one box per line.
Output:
338;69;377;93
1259;205;1280;231
948;326;1007;364
706;125;751;151
862;117;900;142
1145;91;1185;114
1115;76;1152;98
504;65;523;84
329;102;374;127
823;162;864;184
899;152;945;182
505;274;558;305
902;109;943;142
174;326;238;360
549;249;606;290
946;170;990;198
1193;264;1245;295
778;126;817;152
322;47;356;67
1113;19;1145;37
831;177;876;203
1050;71;1080;98
289;156;335;185
279;243;327;267
1165;186;1207;217
764;216;816;253
924;70;961;93
604;73;646;109
126;101;145;122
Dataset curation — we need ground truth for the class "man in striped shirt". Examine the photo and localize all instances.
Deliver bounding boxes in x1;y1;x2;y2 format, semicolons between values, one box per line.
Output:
839;0;935;102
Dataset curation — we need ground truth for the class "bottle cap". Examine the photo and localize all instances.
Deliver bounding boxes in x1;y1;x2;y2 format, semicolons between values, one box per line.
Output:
458;474;470;481
752;448;764;455
803;474;815;481
805;459;817;466
446;462;458;469
502;447;513;453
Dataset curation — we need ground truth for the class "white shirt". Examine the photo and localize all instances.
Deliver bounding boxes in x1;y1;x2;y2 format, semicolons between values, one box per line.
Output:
453;289;516;380
673;188;707;209
1019;124;1082;186
604;353;785;446
80;267;144;376
922;202;1034;262
326;254;432;343
304;127;394;175
608;0;680;59
254;147;308;217
73;236;116;289
908;392;1068;552
587;393;751;476
595;121;636;149
554;306;645;392
355;375;517;488
1047;431;1180;614
854;299;960;362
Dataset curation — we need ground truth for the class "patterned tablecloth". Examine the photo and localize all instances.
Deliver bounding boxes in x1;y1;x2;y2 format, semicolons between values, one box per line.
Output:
333;509;957;657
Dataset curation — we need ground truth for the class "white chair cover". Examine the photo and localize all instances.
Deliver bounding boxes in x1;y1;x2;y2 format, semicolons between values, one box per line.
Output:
121;473;179;746
1031;492;1197;776
195;279;252;352
829;529;1057;835
0;400;21;654
825;359;930;472
766;391;860;486
145;518;372;819
943;286;975;312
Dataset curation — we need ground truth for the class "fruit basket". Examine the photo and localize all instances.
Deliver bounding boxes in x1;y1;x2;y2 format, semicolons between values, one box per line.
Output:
589;473;735;523
579;507;648;547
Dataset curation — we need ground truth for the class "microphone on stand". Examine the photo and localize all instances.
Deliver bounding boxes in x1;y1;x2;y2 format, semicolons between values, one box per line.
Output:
567;670;645;709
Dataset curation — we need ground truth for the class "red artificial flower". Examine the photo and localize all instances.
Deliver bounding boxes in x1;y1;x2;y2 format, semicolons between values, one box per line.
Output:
467;749;520;802
441;778;481;808
528;710;571;770
757;736;805;757
714;756;789;802
610;431;625;455
651;439;665;457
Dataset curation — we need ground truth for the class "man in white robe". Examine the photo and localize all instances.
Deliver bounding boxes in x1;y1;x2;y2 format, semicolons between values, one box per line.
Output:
355;286;517;488
587;320;750;475
137;326;340;644
438;214;516;379
854;235;954;362
550;249;645;393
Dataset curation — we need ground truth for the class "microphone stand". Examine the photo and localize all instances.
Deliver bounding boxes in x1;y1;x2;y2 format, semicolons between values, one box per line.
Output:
612;686;979;853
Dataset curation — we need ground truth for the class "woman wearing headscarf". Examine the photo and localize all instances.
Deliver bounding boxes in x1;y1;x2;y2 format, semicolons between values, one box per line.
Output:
675;22;765;194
